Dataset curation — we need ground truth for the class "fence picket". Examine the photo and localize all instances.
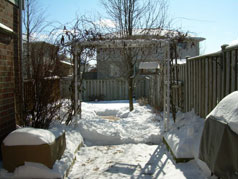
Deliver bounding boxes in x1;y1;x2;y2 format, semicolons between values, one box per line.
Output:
226;51;231;95
231;51;236;92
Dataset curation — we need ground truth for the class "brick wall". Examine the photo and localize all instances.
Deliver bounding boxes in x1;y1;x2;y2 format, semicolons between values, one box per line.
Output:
0;0;22;158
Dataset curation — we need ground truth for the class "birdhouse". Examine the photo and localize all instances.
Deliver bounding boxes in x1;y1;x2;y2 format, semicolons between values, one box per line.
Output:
139;62;160;75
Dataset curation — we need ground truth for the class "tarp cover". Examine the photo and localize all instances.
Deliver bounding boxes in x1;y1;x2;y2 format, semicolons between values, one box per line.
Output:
207;91;238;135
199;92;238;179
1;128;66;172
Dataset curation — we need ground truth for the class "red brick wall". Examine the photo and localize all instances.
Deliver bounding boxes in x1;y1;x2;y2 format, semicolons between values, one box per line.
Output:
0;0;23;158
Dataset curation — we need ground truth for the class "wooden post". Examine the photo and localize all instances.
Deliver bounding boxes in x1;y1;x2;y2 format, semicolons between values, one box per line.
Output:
221;44;228;98
74;47;78;117
231;50;236;92
185;57;189;112
205;58;208;116
163;42;170;132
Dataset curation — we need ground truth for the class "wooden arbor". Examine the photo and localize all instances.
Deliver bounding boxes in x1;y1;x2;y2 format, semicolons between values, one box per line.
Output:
75;38;171;131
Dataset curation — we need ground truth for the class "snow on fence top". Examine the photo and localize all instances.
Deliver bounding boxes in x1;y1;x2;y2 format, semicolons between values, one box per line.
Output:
3;127;57;146
207;91;238;135
228;39;238;48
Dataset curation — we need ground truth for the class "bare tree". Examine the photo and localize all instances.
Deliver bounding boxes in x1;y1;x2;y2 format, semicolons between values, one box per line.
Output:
23;0;49;79
101;0;168;35
101;0;169;111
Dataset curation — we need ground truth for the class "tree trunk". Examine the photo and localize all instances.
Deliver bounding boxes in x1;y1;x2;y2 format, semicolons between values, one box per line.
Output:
128;77;134;111
26;0;30;79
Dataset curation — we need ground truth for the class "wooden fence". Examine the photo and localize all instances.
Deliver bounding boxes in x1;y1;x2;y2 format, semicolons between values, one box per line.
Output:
175;44;238;118
23;44;238;118
83;78;147;101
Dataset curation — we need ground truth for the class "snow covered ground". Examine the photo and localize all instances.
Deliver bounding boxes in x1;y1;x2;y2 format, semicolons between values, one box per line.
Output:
0;100;211;178
69;144;206;179
67;101;208;179
78;101;164;145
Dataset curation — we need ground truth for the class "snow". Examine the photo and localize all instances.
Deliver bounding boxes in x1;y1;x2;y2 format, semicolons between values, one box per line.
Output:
66;101;208;178
106;29;205;41
0;162;61;179
51;121;83;177
44;76;60;80
163;111;213;178
3;127;56;146
13;162;60;179
164;110;204;159
207;91;238;135
0;123;83;178
172;59;186;65
60;60;73;66
0;100;213;178
69;144;206;179
229;39;238;47
95;19;116;28
0;23;13;33
78;101;164;145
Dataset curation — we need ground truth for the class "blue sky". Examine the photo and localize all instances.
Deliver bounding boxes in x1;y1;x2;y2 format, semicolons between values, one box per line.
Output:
39;0;238;54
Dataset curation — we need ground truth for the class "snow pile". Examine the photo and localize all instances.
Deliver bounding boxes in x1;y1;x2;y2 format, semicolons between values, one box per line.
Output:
207;91;238;135
3;127;56;146
51;121;83;177
0;162;61;179
0;123;83;178
163;110;212;178
78;101;164;145
13;162;60;179
163;111;204;159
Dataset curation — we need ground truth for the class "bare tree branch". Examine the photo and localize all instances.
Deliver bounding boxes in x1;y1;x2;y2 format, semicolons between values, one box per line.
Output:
100;0;170;111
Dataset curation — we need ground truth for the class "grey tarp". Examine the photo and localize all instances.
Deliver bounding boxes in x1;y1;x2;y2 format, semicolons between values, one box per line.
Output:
199;116;238;179
1;132;66;172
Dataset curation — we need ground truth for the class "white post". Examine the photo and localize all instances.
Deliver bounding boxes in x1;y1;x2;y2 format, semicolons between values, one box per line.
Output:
166;44;170;131
163;42;170;132
74;46;78;117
